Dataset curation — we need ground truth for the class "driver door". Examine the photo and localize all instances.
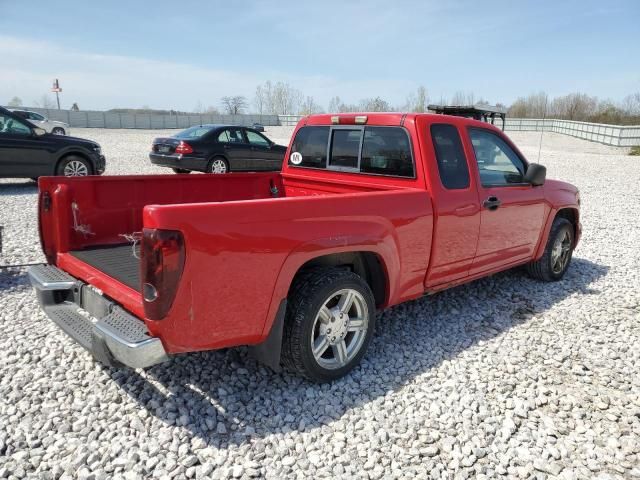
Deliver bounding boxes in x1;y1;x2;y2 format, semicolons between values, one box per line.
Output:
466;128;546;275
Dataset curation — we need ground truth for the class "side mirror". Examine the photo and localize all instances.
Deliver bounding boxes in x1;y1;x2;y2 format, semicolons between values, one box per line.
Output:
524;163;546;186
33;127;47;137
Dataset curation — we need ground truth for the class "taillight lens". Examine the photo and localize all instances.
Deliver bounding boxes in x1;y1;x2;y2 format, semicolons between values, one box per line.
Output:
175;141;193;155
141;228;185;320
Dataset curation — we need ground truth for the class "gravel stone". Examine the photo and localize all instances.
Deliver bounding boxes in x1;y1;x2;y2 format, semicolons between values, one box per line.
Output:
1;129;639;478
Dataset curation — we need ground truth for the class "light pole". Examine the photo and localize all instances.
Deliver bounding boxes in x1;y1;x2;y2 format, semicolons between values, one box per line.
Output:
51;79;62;110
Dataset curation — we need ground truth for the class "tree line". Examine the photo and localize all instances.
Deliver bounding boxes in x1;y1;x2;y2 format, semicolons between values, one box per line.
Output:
7;86;640;125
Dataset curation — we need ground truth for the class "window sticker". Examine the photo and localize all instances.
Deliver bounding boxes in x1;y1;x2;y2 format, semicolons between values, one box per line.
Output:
290;151;303;165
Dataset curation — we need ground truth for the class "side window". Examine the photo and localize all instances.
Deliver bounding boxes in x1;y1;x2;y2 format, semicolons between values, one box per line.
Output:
329;129;361;169
289;127;329;168
0;114;31;135
361;127;414;177
30;112;45;121
289;126;330;168
246;130;270;147
469;129;525;186
218;128;245;144
431;124;470;189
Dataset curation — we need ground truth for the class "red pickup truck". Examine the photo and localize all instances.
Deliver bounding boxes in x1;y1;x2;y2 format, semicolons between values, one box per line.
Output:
29;113;581;382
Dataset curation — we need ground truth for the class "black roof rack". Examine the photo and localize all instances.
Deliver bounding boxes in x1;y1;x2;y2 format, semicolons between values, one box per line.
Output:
428;104;507;130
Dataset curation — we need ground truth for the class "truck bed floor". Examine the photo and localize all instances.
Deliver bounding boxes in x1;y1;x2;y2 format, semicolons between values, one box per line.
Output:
69;244;140;290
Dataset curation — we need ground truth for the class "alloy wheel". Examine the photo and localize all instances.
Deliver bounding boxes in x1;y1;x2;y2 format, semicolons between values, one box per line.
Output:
310;288;369;369
63;160;89;176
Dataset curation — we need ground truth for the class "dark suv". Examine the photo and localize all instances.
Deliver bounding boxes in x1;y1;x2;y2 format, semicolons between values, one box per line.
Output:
0;107;106;178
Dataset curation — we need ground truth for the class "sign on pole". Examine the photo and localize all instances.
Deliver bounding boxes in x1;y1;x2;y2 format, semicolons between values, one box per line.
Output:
51;79;62;110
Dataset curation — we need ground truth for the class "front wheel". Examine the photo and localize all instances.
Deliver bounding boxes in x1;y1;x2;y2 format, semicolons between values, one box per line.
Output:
208;157;229;174
282;268;376;382
527;217;574;281
56;155;92;177
51;127;65;135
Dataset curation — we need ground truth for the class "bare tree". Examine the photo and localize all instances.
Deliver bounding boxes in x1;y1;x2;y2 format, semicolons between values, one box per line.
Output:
254;85;266;115
194;100;205;114
405;86;428;112
359;97;391;112
508;92;548;118
34;94;56;109
299;96;323;115
221;96;248;115
551;93;597;121
7;96;22;107
327;96;342;113
622;92;640;116
254;81;302;115
450;91;475;106
205;105;220;114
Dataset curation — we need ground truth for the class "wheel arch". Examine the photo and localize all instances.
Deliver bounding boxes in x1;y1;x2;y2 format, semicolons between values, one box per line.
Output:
556;207;579;243
290;252;387;308
249;249;391;372
534;206;580;260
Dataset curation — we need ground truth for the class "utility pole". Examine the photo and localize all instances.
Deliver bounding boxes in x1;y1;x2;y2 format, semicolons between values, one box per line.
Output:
51;79;62;109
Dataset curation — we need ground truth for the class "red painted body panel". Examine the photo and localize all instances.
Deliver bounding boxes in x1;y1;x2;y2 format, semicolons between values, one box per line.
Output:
36;113;580;357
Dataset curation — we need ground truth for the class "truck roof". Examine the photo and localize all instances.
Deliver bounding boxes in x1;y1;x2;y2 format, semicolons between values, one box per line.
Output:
302;112;504;130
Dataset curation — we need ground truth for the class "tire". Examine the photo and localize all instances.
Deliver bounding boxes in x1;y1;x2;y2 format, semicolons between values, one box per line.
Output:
527;217;574;282
51;127;65;135
282;268;376;382
56;155;93;177
207;157;229;174
172;168;191;174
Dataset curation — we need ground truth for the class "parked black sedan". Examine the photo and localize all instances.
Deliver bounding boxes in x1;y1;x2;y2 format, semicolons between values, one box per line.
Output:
0;107;105;178
150;125;286;174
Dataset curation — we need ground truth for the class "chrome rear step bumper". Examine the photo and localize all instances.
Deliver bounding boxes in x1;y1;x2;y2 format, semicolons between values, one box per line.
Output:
28;264;168;369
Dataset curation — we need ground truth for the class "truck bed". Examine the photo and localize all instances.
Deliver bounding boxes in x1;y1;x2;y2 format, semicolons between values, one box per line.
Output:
69;244;140;290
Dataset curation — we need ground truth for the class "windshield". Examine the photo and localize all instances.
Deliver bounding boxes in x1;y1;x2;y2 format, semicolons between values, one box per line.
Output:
174;125;216;139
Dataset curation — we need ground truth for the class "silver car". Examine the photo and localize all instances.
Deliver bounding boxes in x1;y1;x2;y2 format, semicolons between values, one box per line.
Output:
10;109;70;135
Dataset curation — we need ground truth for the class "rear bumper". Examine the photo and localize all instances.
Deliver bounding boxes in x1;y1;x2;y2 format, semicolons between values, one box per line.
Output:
149;153;206;172
28;264;168;369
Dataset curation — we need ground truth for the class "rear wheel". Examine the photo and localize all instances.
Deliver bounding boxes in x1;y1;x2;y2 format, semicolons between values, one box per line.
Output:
208;157;229;174
282;268;376;382
172;168;191;174
527;217;574;281
52;127;65;135
56;155;92;177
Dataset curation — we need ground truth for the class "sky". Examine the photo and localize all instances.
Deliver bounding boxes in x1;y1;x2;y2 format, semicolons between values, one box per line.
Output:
0;0;638;112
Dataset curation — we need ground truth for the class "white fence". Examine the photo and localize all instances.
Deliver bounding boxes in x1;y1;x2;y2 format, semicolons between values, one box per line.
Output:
505;118;640;147
5;107;639;145
3;107;280;130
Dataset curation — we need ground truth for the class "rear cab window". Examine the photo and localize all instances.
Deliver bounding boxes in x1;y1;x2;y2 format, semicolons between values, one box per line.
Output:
431;124;470;189
289;125;414;178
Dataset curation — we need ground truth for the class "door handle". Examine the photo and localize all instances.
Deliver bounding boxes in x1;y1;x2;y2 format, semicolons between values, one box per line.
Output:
223;144;230;149
482;196;501;210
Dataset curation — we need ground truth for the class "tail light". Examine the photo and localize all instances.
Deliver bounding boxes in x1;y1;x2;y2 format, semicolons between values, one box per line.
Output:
141;228;185;320
175;141;193;155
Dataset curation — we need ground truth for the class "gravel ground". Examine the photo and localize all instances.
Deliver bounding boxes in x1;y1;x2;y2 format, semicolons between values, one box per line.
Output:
0;128;639;479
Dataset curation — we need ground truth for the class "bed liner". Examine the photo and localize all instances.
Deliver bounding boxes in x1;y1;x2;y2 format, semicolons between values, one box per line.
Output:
69;244;140;290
